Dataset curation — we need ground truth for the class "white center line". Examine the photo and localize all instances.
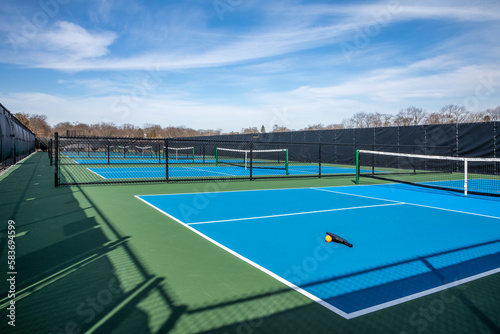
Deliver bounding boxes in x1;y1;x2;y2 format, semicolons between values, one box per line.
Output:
187;203;404;225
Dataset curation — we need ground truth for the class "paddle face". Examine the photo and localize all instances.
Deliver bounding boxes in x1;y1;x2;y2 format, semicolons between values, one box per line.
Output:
326;232;353;247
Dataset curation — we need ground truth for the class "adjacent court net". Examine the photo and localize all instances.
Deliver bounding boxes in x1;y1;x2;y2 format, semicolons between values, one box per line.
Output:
135;145;153;157
356;150;500;197
216;147;289;174
165;146;195;162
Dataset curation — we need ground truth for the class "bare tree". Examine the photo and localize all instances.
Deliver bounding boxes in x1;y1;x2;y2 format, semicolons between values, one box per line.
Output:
28;114;51;136
423;112;442;125
341;118;355;129
303;123;327;131
14;112;30;129
485;106;500;121
394;107;425;126
466;111;489;123
272;124;291;132
325;124;344;129
241;127;259;134
439;104;469;123
143;124;162;138
366;112;389;128
350;112;370;128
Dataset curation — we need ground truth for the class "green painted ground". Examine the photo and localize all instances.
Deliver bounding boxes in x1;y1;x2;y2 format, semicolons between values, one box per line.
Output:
1;152;499;333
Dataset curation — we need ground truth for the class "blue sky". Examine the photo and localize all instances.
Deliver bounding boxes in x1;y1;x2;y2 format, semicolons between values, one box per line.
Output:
1;0;500;132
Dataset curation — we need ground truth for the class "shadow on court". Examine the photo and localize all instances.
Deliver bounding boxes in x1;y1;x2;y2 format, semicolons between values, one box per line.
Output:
0;153;185;333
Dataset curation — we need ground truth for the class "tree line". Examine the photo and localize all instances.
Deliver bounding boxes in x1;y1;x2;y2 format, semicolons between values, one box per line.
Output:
14;104;500;138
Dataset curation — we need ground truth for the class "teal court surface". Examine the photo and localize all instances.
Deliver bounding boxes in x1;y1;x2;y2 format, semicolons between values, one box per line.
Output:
136;184;500;319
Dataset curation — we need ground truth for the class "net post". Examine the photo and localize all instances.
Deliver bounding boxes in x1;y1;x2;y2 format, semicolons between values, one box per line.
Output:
165;139;169;183
285;149;289;176
318;143;322;178
54;132;59;187
107;140;110;165
355;149;360;185
215;148;218;166
192;146;195;163
203;144;206;164
464;159;468;196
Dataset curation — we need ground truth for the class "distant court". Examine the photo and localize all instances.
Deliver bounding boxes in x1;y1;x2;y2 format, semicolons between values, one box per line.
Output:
88;165;366;179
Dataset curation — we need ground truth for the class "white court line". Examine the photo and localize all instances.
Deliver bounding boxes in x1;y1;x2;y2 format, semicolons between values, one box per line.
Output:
180;166;237;177
134;195;351;319
314;187;500;221
347;267;500;319
86;168;106;179
187;203;404;225
135;183;379;197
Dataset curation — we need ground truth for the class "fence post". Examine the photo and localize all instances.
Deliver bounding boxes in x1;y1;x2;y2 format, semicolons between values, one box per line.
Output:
49;139;53;166
165;138;169;183
54;132;59;187
249;140;253;181
318;143;322;178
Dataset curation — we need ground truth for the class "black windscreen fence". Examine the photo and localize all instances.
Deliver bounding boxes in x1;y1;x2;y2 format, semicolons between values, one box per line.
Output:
194;122;499;158
54;133;451;186
0;103;36;169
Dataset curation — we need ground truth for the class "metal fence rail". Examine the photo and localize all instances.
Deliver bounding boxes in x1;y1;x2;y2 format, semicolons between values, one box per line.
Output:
54;133;452;186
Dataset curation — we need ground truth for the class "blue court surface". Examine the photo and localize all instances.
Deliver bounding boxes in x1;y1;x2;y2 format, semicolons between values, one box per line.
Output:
71;157;202;164
88;165;360;179
136;184;500;319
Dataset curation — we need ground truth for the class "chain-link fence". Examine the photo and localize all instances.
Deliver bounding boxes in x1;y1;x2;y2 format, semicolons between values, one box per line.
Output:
53;133;452;186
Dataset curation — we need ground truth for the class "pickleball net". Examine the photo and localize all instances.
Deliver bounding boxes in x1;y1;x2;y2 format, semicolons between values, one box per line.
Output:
164;146;195;162
135;145;154;157
216;147;289;174
356;149;500;197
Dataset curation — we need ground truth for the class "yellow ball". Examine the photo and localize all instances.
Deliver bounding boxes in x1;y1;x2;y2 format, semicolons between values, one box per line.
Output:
325;235;333;243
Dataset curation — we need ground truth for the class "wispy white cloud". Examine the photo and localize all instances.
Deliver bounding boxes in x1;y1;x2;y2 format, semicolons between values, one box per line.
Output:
3;1;497;72
41;21;116;58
